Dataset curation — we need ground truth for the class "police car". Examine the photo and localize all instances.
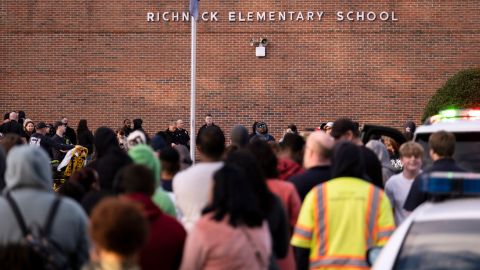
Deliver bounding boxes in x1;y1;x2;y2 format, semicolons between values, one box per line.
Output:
369;172;480;269
414;108;480;172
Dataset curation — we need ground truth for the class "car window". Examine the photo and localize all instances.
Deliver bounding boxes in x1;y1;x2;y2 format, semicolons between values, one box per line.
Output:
394;219;480;270
416;133;480;173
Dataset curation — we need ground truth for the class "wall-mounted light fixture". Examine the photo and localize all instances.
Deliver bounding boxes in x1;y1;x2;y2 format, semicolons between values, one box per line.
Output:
250;37;268;57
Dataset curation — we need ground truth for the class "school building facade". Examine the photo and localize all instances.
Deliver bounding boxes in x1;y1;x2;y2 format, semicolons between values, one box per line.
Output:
1;0;479;138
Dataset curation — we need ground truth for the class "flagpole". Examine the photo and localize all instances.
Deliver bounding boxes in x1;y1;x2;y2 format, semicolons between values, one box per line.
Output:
190;16;197;164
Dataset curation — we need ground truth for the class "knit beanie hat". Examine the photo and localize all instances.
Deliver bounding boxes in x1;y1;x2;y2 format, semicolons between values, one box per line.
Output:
127;130;147;150
128;144;161;186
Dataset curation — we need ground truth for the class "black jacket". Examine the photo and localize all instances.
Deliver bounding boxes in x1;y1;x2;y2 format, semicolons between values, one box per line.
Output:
164;129;179;145
77;130;94;156
87;127;132;189
64;126;77;145
175;129;190;147
0;120;25;137
196;124;221;145
404;158;466;211
30;133;73;159
51;135;74;161
289;166;332;201
361;146;384;189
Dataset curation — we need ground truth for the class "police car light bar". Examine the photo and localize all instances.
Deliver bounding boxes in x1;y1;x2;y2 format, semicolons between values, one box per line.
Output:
429;108;480;124
422;172;480;195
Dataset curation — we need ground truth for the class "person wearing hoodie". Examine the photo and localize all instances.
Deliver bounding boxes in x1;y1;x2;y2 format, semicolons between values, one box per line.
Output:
276;133;305;181
127;144;176;217
0;145;89;269
119;164;186;270
330;118;384;189
82;127;132;215
366;140;397;184
0;146;6;191
88;127;132;190
250;122;275;143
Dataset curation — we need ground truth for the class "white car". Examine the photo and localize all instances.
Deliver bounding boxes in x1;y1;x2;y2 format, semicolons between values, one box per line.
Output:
414;108;480;173
370;172;480;270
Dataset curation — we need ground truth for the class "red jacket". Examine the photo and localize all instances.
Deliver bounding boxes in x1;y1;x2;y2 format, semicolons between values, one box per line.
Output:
277;158;304;181
125;193;187;270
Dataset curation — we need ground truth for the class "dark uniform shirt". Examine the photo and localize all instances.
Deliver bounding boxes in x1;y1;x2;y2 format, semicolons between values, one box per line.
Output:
175;128;190;148
51;135;74;161
29;133;74;159
404;158;466;211
164;129;179;145
289;165;332;201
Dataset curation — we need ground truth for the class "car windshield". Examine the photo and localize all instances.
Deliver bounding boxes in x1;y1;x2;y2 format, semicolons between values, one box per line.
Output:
394;219;480;270
416;132;480;173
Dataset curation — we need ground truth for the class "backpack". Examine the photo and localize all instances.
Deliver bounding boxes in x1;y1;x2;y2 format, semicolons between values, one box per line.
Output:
6;192;70;270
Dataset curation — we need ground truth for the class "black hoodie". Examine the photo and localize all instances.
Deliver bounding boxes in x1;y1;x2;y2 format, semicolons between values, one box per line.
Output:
331;141;365;179
87;127;132;189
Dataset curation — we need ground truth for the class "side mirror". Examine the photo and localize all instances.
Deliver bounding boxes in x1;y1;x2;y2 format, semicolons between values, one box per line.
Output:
366;246;383;266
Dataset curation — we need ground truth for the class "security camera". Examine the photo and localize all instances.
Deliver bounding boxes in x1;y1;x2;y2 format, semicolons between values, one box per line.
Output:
260;37;268;46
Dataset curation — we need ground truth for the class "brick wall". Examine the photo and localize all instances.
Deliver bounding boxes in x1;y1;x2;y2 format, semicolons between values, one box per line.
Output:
1;0;479;140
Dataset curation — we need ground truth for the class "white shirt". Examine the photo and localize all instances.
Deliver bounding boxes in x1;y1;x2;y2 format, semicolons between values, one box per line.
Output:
173;162;223;232
385;172;415;225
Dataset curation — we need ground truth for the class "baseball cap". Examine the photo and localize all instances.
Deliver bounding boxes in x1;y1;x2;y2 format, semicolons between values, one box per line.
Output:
36;122;47;129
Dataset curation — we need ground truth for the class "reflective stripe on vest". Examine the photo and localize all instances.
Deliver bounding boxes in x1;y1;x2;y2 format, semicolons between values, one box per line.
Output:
310;256;369;269
294;225;313;240
366;186;380;248
314;183;382;259
378;226;395;239
315;185;328;256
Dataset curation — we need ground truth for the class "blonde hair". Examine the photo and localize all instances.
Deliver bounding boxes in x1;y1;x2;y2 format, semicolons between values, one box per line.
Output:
399;142;424;158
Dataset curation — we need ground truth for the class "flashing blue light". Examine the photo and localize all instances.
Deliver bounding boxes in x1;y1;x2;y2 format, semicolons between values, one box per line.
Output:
422;172;480;195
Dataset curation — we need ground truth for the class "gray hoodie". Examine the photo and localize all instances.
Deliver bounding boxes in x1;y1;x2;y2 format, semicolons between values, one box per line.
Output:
0;146;5;191
0;145;89;268
366;140;397;184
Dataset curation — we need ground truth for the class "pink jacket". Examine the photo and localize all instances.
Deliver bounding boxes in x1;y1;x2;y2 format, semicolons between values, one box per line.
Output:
267;179;301;270
180;215;271;270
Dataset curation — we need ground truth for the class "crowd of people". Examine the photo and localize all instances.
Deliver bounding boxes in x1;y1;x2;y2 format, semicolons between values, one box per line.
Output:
0;110;466;270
